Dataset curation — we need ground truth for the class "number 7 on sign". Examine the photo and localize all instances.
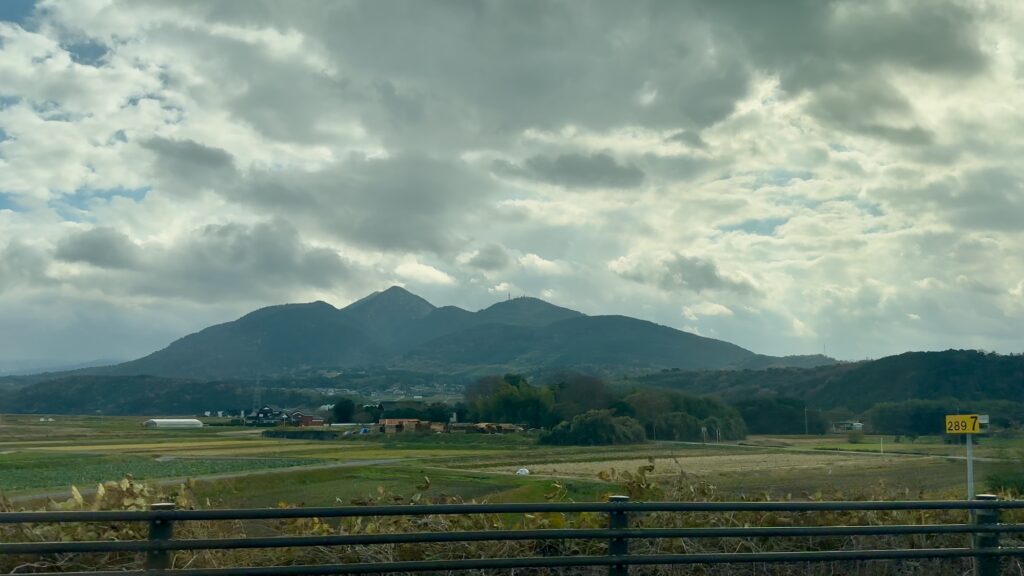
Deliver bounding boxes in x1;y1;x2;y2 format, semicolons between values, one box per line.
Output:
945;414;981;434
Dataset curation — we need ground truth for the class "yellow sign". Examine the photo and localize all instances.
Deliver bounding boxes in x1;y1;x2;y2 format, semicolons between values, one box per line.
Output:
945;414;982;434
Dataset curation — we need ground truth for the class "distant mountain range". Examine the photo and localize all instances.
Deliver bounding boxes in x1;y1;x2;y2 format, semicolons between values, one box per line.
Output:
0;357;124;377
82;286;834;379
3;289;1019;417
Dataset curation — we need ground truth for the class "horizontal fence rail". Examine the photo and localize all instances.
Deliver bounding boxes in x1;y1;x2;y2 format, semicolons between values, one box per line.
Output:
1;495;1020;575
6;498;1024;523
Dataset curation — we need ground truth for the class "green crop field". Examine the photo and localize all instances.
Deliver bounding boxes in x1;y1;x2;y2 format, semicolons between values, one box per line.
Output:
2;414;1013;508
0;452;321;493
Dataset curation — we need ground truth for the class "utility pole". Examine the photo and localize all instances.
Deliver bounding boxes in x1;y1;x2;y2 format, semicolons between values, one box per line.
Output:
804;407;809;435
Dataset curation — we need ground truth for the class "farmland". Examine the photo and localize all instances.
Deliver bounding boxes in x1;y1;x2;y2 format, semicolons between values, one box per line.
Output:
0;452;320;493
0;414;1015;508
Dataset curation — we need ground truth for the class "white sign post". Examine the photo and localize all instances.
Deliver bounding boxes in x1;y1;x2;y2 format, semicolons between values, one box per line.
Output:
966;434;974;501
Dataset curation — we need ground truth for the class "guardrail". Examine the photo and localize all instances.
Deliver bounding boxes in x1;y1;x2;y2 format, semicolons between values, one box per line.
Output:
2;495;1023;575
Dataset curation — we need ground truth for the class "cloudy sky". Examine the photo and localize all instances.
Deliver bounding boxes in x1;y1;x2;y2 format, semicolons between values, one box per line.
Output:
1;0;1022;369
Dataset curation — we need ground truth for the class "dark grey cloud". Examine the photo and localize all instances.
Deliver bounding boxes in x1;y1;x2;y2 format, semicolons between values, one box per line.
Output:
127;0;753;151
616;253;757;295
44;221;361;304
870;168;1024;232
138;220;355;301
703;0;987;90
0;241;50;292
233;154;490;253
144;0;988;151
806;82;935;146
494;153;645;189
703;0;986;144
55;227;140;269
140;137;236;193
666;130;707;149
466;244;510;271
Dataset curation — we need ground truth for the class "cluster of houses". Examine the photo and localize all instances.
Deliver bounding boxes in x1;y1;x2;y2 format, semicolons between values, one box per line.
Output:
219;405;523;436
244;406;325;427
376;419;524;434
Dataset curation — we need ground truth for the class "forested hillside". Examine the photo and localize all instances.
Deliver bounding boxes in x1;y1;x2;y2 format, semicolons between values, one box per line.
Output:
627;350;1024;411
1;375;329;416
36;287;835;380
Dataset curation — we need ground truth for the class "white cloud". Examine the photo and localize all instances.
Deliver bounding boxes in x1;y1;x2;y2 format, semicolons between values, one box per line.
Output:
518;253;568;275
394;261;455;286
682;302;734;321
0;1;1022;363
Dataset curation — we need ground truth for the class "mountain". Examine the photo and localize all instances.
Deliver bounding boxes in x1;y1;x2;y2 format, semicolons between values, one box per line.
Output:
474;297;583;326
111;301;382;379
2;375;327;416
70;287;837;379
340;286;436;347
402;315;755;372
626;350;1024;412
0;357;125;376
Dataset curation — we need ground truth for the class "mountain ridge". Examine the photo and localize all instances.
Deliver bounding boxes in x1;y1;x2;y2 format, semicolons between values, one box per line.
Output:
45;286;840;379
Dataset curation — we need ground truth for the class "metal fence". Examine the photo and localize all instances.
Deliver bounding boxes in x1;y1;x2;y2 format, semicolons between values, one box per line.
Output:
3;495;1024;575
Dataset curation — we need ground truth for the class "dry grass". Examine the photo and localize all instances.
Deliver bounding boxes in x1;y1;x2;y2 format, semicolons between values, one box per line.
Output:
498;452;899;479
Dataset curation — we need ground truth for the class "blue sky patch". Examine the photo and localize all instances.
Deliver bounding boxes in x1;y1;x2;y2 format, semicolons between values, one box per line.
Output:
754;169;814;188
0;0;35;24
857;200;885;217
63;186;151;210
720;217;788;236
32;101;82;122
0;193;23;212
50;186;152;220
65;39;109;66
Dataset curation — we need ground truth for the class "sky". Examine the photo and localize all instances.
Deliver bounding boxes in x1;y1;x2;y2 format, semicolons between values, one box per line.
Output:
0;0;1022;368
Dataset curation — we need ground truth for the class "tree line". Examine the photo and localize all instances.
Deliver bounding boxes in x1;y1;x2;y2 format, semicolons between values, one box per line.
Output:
329;372;1024;446
462;373;746;446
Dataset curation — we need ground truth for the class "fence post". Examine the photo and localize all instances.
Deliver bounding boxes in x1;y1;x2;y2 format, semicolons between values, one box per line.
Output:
973;494;1000;576
146;502;176;571
608;495;630;576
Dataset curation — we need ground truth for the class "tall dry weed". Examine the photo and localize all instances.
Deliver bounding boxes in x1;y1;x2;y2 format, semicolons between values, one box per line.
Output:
2;463;1023;575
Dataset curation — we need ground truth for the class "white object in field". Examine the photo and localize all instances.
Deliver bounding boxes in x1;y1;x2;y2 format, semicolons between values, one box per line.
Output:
143;418;204;429
515;467;530;476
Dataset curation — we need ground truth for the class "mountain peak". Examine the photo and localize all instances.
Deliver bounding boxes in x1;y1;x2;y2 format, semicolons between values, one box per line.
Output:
341;285;436;331
477;296;584;326
346;286;434;310
80;286;828;380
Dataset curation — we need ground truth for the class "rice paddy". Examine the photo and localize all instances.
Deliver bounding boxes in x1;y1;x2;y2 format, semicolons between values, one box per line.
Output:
0;414;1008;504
491;451;901;479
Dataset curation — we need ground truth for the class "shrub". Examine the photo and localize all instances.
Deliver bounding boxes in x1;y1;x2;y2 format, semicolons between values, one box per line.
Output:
539;410;646;445
847;430;865;444
986;467;1024;495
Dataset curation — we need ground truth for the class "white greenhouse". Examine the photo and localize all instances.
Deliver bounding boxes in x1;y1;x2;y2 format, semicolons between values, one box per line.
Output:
142;418;204;429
